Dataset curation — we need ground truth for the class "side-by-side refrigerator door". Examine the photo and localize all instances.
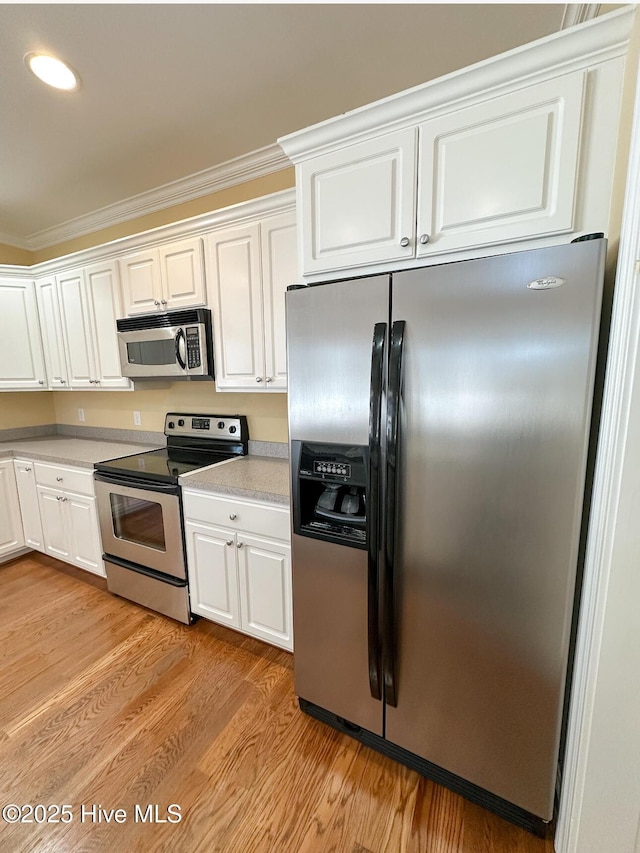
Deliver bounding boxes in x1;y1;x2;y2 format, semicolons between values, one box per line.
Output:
384;240;605;820
286;275;389;735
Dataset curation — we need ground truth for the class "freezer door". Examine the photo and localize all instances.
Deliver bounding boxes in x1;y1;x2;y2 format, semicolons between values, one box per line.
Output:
287;275;390;733
384;240;605;819
286;276;390;445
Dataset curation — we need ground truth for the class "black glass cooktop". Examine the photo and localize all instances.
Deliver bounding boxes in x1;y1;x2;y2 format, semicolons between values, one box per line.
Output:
95;448;234;484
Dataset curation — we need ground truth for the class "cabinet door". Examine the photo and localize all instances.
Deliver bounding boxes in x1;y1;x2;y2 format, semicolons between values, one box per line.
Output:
84;261;131;390
35;277;69;389
205;224;265;390
0;460;24;557
37;486;70;561
237;533;292;651
0;279;46;390
298;128;417;274
159;237;206;310
261;212;297;391
14;460;43;551
417;71;585;258
119;249;162;315
66;493;104;575
185;520;241;628
57;269;96;389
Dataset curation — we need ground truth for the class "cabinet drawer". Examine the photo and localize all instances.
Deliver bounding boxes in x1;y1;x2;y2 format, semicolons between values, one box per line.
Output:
183;491;290;541
34;462;94;496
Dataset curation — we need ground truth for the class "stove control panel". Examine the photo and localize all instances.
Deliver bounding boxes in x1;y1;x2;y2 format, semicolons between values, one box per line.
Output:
164;413;246;441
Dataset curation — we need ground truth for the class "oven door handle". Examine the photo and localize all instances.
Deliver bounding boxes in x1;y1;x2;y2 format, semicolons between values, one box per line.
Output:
94;472;179;494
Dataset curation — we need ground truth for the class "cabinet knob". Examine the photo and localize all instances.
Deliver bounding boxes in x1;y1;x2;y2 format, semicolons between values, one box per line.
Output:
400;237;411;248
419;234;430;245
161;299;167;306
236;541;243;549
256;377;263;383
229;513;237;521
60;379;66;384
56;476;63;482
265;377;272;383
56;495;62;501
38;380;44;385
226;539;233;547
154;300;160;306
25;467;31;473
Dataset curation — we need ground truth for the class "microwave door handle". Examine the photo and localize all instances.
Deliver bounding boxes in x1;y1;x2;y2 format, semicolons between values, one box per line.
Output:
175;328;187;370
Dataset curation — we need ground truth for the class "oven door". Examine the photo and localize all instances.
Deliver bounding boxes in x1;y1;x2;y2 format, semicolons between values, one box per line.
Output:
94;474;186;579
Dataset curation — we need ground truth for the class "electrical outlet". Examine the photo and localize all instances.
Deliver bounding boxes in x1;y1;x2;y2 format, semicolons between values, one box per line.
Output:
133;411;141;426
78;408;85;423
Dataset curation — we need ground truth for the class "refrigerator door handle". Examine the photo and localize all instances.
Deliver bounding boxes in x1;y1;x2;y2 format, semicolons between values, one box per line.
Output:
367;322;387;701
383;319;406;707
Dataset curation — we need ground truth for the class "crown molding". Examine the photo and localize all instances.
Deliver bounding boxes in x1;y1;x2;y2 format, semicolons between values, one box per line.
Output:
11;188;296;278
3;143;291;253
562;4;601;30
279;7;634;164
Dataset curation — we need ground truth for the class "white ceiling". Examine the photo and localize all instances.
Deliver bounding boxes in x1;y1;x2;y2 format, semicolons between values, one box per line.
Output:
0;4;578;248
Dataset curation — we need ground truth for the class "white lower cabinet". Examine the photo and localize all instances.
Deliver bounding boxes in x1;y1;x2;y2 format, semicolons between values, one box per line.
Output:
0;459;25;559
183;490;292;650
34;461;104;576
13;460;44;551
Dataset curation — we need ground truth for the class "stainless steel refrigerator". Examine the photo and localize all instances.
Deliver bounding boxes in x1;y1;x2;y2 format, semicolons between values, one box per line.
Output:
286;238;606;834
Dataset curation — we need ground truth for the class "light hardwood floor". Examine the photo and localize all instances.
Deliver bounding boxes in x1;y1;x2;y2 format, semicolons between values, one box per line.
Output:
0;554;556;853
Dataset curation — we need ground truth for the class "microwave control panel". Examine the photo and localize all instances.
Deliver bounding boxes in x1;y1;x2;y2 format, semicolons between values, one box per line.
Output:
185;326;201;368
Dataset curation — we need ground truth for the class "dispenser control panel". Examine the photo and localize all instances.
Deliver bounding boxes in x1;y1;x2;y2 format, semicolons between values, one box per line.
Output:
313;460;351;478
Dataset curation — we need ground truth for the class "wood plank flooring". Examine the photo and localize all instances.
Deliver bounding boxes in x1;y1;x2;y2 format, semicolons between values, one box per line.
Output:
0;554;557;852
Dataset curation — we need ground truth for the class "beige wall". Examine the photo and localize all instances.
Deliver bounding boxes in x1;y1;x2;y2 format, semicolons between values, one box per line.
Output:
0;243;33;266
52;387;288;442
0;392;56;429
31;169;295;264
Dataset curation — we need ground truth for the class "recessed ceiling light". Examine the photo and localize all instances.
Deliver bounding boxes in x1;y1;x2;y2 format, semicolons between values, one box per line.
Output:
24;52;80;92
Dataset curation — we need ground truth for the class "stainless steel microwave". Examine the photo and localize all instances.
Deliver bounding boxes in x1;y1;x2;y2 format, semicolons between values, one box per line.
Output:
116;308;215;380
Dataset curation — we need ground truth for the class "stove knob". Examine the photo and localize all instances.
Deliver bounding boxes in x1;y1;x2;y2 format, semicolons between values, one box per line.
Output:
168;421;175;429
217;421;225;429
178;419;185;427
229;425;237;434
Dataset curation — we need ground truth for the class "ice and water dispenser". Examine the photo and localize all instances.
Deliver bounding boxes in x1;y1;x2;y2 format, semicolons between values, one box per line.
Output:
291;440;368;549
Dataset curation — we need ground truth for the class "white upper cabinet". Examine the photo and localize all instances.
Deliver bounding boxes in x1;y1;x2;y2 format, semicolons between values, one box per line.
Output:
416;72;584;258
205;210;297;392
36;277;69;389
0;279;46;391
57;262;130;390
299;130;417;273
261;212;298;390
279;9;632;279
120;236;205;315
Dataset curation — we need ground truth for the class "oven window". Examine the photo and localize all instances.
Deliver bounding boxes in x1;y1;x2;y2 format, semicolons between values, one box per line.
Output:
127;339;175;366
110;493;166;551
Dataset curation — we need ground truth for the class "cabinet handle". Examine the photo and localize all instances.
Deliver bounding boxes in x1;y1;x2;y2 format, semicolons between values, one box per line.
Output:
154;300;160;307
265;377;272;383
56;476;63;482
60;379;66;384
56;495;62;501
161;299;168;307
229;513;237;521
226;539;233;546
419;234;430;245
236;542;243;549
256;377;263;383
38;380;44;385
400;237;411;248
24;467;31;473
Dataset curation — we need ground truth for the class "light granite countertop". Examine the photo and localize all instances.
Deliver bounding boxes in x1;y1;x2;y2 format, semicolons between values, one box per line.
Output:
180;455;290;505
0;436;160;469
